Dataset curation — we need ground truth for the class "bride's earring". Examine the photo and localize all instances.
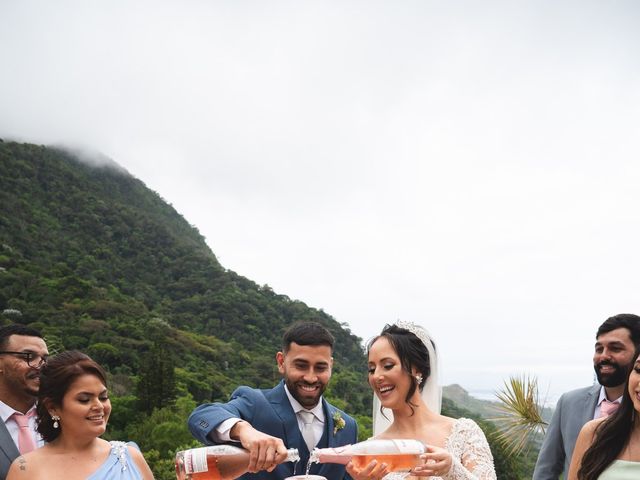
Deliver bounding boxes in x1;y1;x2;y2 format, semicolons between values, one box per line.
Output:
414;374;423;384
51;414;60;429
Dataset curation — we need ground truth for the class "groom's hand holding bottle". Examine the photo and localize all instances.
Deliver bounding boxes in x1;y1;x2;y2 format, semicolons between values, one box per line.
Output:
230;420;290;473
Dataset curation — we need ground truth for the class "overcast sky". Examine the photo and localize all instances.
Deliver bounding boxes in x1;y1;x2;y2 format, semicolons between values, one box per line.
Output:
2;1;640;401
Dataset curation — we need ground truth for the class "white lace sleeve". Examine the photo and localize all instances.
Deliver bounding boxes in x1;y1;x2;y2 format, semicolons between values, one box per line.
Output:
440;418;496;480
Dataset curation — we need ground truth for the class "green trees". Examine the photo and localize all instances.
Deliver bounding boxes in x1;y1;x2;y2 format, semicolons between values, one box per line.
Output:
137;340;177;415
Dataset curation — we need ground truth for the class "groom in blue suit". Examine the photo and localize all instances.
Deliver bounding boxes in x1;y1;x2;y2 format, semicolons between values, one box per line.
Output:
189;321;358;479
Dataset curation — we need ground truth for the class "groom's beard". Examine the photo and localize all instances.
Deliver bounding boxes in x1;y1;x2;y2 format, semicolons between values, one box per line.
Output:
285;378;326;408
595;360;629;387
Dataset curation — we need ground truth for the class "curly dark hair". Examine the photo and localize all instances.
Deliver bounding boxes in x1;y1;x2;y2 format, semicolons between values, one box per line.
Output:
36;350;108;442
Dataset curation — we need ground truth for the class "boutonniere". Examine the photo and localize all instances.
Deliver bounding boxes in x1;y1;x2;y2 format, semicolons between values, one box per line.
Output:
333;411;346;435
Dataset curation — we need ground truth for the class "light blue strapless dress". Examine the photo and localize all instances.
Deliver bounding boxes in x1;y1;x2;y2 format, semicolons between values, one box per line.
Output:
598;459;640;479
87;441;143;480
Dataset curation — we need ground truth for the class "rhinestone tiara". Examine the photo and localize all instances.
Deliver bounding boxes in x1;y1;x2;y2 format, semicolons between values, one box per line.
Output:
394;320;436;351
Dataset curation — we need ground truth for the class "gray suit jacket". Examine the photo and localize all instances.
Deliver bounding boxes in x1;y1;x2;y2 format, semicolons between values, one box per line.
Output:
0;420;20;480
532;384;600;480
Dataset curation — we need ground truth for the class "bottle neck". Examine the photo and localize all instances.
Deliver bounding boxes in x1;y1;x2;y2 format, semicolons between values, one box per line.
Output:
286;448;300;463
310;445;352;465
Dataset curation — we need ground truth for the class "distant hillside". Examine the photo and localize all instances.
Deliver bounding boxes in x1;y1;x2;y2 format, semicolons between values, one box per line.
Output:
443;384;501;418
0;140;367;388
444;383;554;421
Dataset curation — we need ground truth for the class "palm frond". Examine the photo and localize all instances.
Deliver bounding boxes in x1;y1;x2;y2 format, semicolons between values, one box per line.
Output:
490;375;548;457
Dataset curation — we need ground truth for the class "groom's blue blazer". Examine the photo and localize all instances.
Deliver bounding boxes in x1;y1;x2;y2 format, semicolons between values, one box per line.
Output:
188;380;357;479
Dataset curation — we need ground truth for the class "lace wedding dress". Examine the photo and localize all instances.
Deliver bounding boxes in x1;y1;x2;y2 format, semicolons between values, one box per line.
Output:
383;418;496;480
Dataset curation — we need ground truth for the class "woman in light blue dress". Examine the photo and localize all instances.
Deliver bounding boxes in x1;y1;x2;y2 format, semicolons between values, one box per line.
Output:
87;441;148;480
568;347;640;479
7;351;154;479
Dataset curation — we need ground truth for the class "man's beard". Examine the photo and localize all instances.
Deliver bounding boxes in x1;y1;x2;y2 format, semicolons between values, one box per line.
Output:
595;361;629;387
285;378;326;408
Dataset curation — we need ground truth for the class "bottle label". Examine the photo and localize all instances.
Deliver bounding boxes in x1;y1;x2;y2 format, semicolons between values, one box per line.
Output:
184;447;209;474
352;439;424;455
182;445;246;473
311;440;424;473
389;439;425;454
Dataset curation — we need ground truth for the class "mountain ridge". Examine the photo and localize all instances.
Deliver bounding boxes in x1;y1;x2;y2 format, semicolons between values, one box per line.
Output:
0;140;369;400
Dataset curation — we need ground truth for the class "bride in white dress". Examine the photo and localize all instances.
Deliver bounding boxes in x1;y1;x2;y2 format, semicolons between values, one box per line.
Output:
346;321;496;480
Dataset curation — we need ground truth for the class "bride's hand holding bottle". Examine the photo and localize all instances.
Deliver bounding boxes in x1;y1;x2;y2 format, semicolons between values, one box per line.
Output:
346;459;390;480
410;445;453;477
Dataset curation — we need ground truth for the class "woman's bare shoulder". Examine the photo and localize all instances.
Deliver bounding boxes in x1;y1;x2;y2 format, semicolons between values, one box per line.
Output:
581;417;606;437
126;443;155;479
437;414;457;426
430;414;456;436
6;451;47;479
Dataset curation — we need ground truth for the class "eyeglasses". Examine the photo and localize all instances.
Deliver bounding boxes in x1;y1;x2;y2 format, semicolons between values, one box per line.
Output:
0;351;49;368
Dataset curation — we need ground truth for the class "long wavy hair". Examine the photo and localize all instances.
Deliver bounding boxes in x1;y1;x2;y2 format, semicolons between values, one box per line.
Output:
578;347;640;479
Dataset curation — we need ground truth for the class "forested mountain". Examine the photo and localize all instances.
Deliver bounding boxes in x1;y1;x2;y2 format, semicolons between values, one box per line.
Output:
0;140;373;474
0;140;532;478
0;139;367;393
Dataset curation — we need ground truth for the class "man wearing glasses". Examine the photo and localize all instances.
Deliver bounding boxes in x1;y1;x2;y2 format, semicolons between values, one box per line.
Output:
0;325;48;479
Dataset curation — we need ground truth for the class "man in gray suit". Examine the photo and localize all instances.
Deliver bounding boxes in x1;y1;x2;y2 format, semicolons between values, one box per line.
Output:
0;325;48;479
533;313;640;479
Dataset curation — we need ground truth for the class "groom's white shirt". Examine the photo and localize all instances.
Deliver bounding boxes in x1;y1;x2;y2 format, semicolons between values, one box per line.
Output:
284;385;325;448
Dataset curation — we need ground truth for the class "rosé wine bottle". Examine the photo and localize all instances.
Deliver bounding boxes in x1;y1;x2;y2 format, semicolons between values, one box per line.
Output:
175;445;300;480
310;439;425;473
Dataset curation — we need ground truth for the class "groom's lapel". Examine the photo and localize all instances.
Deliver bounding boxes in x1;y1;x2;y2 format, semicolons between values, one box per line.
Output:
323;401;340;448
266;381;303;450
